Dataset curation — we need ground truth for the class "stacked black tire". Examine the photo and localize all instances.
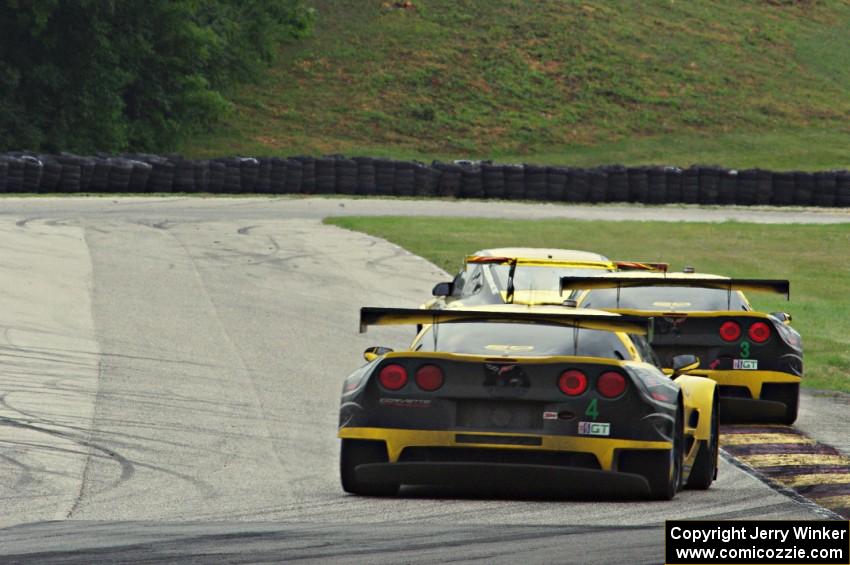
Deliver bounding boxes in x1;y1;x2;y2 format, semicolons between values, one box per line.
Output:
1;151;848;207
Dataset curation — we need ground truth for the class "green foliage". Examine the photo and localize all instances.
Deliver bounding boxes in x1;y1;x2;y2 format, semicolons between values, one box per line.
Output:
0;0;314;153
183;0;850;169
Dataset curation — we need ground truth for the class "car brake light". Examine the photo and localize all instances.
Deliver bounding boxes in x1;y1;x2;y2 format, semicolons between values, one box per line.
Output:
748;321;771;343
558;370;587;396
719;321;741;342
415;364;444;391
597;371;626;398
378;364;407;390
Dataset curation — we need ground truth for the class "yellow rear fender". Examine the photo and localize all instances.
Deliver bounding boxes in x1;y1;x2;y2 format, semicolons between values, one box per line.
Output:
673;374;717;442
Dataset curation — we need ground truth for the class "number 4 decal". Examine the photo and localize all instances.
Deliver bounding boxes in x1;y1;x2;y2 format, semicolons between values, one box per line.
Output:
585;398;599;420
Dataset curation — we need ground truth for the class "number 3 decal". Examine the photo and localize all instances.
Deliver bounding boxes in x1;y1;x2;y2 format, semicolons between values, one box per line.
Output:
740;341;750;358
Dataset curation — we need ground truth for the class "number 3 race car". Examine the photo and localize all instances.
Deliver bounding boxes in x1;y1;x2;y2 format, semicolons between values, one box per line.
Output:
338;305;719;500
561;271;801;424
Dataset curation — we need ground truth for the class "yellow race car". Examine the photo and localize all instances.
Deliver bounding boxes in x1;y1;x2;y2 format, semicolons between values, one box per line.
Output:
339;304;718;500
427;247;667;308
560;271;801;424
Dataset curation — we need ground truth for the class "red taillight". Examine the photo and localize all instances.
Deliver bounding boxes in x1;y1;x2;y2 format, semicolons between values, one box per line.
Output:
415;364;444;391
378;364;407;390
597;371;627;398
748;322;771;343
719;321;741;342
558;370;587;396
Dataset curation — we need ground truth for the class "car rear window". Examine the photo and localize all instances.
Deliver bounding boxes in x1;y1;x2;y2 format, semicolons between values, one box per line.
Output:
581;287;748;311
414;322;632;360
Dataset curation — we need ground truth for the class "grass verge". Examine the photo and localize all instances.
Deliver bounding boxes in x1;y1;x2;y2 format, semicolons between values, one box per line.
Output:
326;215;850;393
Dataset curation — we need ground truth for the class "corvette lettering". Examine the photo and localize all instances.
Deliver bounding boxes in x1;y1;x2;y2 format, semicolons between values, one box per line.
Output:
379;398;432;408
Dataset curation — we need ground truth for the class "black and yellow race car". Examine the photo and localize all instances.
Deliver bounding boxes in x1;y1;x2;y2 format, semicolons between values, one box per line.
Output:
339;305;719;500
427;247;667;308
560;272;801;424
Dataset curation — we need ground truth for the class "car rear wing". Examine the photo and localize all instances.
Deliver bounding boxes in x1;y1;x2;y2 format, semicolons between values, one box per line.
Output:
465;255;667;272
360;307;654;336
559;276;790;300
613;261;669;272
464;255;616;269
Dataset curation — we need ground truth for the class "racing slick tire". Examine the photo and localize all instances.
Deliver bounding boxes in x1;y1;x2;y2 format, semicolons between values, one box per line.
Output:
651;403;684;500
340;439;399;496
620;402;683;500
686;392;718;490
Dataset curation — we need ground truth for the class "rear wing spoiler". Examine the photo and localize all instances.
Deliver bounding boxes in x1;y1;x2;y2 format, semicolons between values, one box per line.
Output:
559;276;790;299
465;255;667;272
360;307;654;336
614;261;669;273
464;255;615;269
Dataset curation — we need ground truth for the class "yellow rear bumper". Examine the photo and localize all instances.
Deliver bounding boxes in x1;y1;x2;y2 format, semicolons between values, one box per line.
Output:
680;369;800;399
338;427;671;471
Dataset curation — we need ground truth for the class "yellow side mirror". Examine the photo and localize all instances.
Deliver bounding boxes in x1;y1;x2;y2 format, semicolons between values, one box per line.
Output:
671;354;700;377
363;346;393;362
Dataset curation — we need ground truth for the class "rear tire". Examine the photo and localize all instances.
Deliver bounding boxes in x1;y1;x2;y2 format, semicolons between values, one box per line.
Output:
340;439;399;496
779;384;800;425
623;403;683;500
649;403;684;500
687;392;718;489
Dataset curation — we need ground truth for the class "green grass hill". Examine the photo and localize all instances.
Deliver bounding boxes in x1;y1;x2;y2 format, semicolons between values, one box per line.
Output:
182;0;850;170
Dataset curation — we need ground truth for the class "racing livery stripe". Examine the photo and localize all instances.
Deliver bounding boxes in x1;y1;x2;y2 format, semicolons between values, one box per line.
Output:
721;424;850;518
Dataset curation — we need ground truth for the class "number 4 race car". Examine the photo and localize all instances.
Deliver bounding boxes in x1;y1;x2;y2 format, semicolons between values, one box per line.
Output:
560;272;801;424
338;305;719;500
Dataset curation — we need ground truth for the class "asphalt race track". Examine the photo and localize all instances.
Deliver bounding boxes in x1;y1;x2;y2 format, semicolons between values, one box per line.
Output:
0;197;846;564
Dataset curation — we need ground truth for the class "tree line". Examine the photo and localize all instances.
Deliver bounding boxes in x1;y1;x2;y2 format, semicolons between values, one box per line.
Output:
0;0;313;153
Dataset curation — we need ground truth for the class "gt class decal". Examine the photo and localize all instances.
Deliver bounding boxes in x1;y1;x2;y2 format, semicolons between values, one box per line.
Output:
733;359;759;370
578;421;610;436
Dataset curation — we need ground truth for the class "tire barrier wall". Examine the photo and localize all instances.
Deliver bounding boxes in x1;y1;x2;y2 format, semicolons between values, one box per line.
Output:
2;152;850;207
